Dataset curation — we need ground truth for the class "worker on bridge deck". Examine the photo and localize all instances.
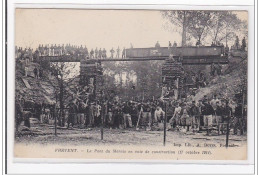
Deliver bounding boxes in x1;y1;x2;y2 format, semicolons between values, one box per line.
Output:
155;41;160;48
122;47;126;58
173;41;177;47
90;49;94;59
98;48;102;59
110;47;115;58
102;48;107;59
168;41;172;49
116;46;120;58
95;47;98;58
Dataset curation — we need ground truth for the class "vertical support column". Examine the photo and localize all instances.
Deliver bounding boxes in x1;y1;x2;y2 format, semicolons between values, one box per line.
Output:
54;105;57;136
101;103;104;140
163;101;167;146
226;119;230;148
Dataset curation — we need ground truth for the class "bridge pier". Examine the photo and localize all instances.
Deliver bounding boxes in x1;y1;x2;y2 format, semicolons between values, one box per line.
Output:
79;59;103;101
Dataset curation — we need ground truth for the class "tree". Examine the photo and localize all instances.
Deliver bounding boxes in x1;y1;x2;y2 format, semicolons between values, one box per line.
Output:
162;10;212;46
162;10;246;46
208;11;243;46
187;11;212;45
47;62;77;126
102;61;162;102
162;10;191;46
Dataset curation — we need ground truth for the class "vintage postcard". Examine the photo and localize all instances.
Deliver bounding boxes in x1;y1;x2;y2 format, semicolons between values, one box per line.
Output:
14;9;248;160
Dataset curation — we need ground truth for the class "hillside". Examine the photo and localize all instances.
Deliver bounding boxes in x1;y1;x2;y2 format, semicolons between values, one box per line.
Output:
194;56;247;102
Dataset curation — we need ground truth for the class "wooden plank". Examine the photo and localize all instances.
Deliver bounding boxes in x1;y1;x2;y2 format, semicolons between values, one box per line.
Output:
21;78;31;89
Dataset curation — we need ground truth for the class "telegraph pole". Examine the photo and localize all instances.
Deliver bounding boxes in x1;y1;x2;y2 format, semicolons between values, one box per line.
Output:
101;103;104;140
163;100;168;146
54;104;57;136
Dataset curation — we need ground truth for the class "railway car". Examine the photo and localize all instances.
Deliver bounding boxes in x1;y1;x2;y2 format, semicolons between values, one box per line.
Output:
125;46;228;65
125;46;225;58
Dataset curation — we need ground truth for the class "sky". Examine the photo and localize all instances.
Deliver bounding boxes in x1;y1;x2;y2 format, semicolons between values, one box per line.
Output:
15;9;248;51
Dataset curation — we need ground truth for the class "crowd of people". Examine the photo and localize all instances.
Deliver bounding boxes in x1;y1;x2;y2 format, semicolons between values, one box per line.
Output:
15;45;127;60
62;93;246;135
15;39;247;136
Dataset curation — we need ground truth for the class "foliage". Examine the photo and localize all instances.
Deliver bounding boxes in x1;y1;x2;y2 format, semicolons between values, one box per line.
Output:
102;61;163;101
208;11;244;45
161;10;246;46
162;10;213;45
46;62;77;126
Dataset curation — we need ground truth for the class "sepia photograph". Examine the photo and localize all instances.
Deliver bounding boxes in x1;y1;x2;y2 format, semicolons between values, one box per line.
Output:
13;9;248;160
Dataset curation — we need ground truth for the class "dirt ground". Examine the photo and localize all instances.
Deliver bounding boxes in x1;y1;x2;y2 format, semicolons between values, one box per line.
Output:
15;124;247;147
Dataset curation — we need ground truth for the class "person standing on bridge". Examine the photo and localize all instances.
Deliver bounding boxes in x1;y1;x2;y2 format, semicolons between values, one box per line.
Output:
110;48;115;58
173;41;177;47
116;46;120;58
90;49;94;59
95;47;98;58
98;48;102;59
122;47;126;58
102;48;107;59
168;41;172;49
155;41;160;48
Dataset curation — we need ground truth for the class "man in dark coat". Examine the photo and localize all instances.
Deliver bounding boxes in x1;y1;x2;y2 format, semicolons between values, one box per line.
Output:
201;100;215;132
67;100;78;129
234;102;246;135
190;101;200;131
122;102;132;128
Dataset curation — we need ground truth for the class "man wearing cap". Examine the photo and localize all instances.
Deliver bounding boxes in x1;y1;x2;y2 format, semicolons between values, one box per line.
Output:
190;101;200;131
210;94;219;124
142;101;152;130
112;102;121;129
78;100;86;127
210;94;219;111
107;101;114;129
197;99;204;127
215;101;223;125
180;103;191;131
154;106;165;123
201;99;215;134
67;100;78;129
170;102;182;128
122;102;133;128
219;99;232;134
